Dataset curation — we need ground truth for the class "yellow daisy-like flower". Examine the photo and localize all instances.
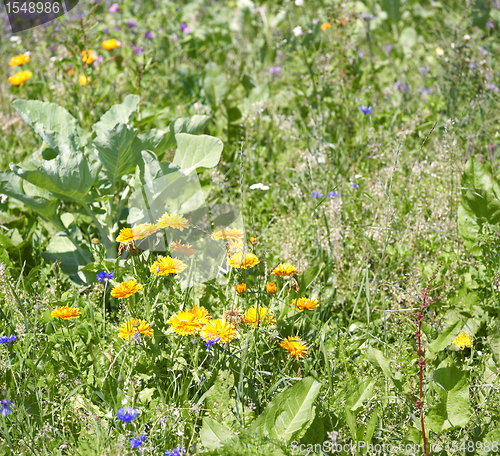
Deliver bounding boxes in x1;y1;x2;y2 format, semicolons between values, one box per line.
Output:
435;47;445;56
51;306;81;320
266;282;277;294
280;336;309;360
111;280;142;299
291;298;319;312
81;49;97;64
150;256;187;275
211;228;245;241
167;311;205;335
118;318;153;340
271;263;297;276
101;38;122;50
227;238;245;253
453;331;473;350
9;54;30;66
188;305;211;326
244;306;276;328
170;240;197;255
79;74;91;86
228;251;260;269
157;212;189;231
201;319;236;343
250;236;258;244
320;22;332;31
8;70;32;86
234;283;246;293
116;223;159;243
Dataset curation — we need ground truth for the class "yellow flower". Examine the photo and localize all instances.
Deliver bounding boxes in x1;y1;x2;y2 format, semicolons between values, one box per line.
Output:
157;212;189;231
201;319;236;343
81;49;97;64
118;318;153;340
211;228;244;241
250;236;257;244
150;256;187;275
291;298;319;311
266;282;277;294
116;223;159;243
188;305;211;326
79;74;91;86
68;68;75;75
101;38;122;50
228;251;260;269
244;306;276;328
51;306;81;319
234;283;246;293
435;47;445;56
320;22;332;31
170;240;197;255
453;331;473;350
280;336;309;360
9;54;30;66
111;280;142;298
271;263;297;276
8;70;32;86
168;311;205;335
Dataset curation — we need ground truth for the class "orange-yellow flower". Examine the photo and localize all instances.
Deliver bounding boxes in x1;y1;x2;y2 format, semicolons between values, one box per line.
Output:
234;283;246;293
211;228;244;241
9;54;30;66
51;306;81;320
68;68;75;75
116;223;159;243
157;212;189;231
244;306;276;328
118;318;153;340
271;263;297;276
79;74;91;86
150;256;187;275
280;336;309;360
170;240;197;255
266;282;277;294
111;280;142;298
200;319;236;343
250;236;258;244
291;297;319;311
101;38;121;50
167;311;205;335
188;305;211;326
8;70;32;86
228;251;260;269
320;22;332;31
81;49;97;64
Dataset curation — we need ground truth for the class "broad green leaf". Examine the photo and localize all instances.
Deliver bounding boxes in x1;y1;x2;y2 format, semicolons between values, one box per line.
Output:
463;189;500;224
399;27;417;50
366;347;403;391
93;123;141;187
0;171;64;230
249;377;321;442
350;378;376;412
92;94;140;136
488;322;500;366
137;129;169;154
11;152;100;204
299;408;325;445
205;370;235;410
457;204;481;253
380;0;401;22
137;151;179;185
200;417;235;450
462;157;500;200
241;84;269;115
300;264;324;293
203;62;230;109
426;320;463;358
173;133;224;175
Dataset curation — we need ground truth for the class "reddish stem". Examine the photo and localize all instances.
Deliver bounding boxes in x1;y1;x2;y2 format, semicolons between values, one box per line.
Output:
417;291;429;456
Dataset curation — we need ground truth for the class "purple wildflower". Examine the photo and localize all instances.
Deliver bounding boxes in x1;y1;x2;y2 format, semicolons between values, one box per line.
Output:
132;45;144;54
328;191;340;198
165;447;186;456
487;83;499;92
0;335;16;346
130;435;146;448
0;400;13;417
173;33;179;41
417;88;433;96
117;407;139;423
486;21;494;28
394;80;410;93
158;27;163;34
357;49;364;58
109;3;118;13
144;31;154;38
418;66;430;77
479;46;489;55
268;66;281;75
115;26;120;32
359;106;372;114
310;190;323;198
201;334;221;353
103;28;109;35
96;271;114;283
382;43;393;53
351;183;359;188
469;62;478;69
180;23;191;34
127;21;136;28
359;13;374;20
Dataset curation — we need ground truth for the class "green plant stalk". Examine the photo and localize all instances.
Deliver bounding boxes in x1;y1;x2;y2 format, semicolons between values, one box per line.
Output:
81;202;115;256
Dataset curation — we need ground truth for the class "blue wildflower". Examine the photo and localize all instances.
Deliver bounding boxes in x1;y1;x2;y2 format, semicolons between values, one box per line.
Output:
328;191;340;198
351;183;359;188
165;447;186;456
117;407;139;423
96;271;114;283
0;335;16;346
201;333;221;353
0;400;13;417
486;21;494;28
359;106;372;114
418;66;430;77
130;434;146;448
310;191;323;198
382;43;393;53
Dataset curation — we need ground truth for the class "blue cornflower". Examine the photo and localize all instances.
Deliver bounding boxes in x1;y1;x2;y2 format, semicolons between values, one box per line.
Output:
96;271;114;283
0;335;16;346
201;333;221;353
1;400;13;417
328;191;340;198
165;447;186;456
310;191;323;198
359;106;372;114
351;183;359;188
117;407;139;423
130;434;146;448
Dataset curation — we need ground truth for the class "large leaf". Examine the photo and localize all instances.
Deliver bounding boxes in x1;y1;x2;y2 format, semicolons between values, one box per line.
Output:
173;133;223;175
200;417;235;450
136;151;179;185
488;322;500;366
249;377;321;442
11;152;100;204
461;156;500;200
426;320;463;358
380;0;401;22
462;188;500;224
366;347;403;391
0;171;64;230
92;94;140;137
12;99;81;154
203;62;230;109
